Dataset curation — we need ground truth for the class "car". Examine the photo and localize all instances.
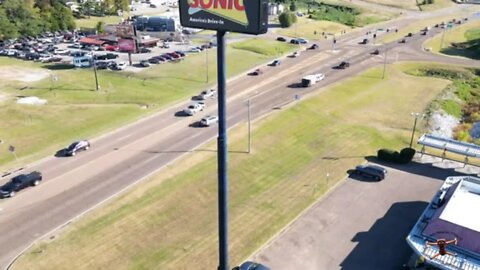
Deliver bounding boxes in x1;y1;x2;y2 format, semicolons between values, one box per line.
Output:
183;102;205;115
49;56;62;62
69;43;82;49
354;164;387;181
116;61;127;70
95;61;109;69
308;44;319;50
189;47;201;53
198;88;216;100
138;47;151;53
406;32;413;37
296;38;308;44
399;38;406;44
162;54;173;61
64;140;91;156
276;37;287;42
421;31;428;36
140;60;151;67
360;38;368;44
175;51;186;57
290;39;300;44
371;49;380;55
250;68;263;75
105;53;119;59
200;115;219;127
336;61;350;69
149;3;157;8
237;261;270;270
54;49;70;55
104;45;118;51
291;51;300;57
271;60;281;66
148;58;160;64
0;171;43;198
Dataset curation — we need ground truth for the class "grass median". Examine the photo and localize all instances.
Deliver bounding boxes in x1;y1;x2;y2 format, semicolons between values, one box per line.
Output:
0;39;298;171
13;62;451;270
424;20;480;59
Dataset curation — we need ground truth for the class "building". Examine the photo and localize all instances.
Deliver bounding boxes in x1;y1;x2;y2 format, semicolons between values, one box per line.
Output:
268;3;285;15
133;16;176;32
406;176;480;270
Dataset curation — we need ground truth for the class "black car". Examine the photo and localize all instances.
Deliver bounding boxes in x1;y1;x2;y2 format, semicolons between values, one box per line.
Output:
399;39;406;44
94;54;108;60
138;47;151;53
406;32;413;37
162;54;173;61
64;140;90;156
25;52;40;60
236;261;270;270
360;38;368;44
354;164;387;181
371;49;380;55
276;37;286;42
308;44;319;50
0;171;43;198
175;51;186;57
105;53;119;59
148;58;160;64
336;61;350;69
95;61;109;69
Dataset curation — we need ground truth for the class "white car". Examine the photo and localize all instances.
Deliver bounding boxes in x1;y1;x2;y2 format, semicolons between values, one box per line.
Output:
200;115;219;127
39;55;53;63
189;47;201;53
183;102;205;116
199;88;216;100
116;62;127;70
54;49;70;55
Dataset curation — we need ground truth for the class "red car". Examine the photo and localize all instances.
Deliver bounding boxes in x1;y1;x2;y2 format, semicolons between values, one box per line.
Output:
104;45;118;51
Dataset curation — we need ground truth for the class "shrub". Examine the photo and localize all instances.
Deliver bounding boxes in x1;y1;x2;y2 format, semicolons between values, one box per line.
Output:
279;11;294;28
377;148;416;164
399;148;416;163
290;1;297;11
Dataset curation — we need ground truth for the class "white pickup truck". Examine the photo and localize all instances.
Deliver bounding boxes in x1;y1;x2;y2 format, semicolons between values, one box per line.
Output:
301;73;325;87
183;102;205;116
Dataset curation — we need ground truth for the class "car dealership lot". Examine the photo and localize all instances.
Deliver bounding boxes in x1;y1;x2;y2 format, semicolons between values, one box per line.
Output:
250;160;466;270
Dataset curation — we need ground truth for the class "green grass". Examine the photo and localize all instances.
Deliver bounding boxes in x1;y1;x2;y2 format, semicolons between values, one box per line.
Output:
275;17;352;40
231;38;298;56
424;20;480;59
0;39;297;171
75;15;126;29
441;99;462;117
13;63;451;270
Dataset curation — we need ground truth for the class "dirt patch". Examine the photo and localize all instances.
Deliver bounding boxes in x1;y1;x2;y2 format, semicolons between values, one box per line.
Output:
0;67;49;82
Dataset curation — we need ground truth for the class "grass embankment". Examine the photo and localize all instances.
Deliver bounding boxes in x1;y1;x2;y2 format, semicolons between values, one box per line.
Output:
14;63;451;270
379;8;480;44
275;17;351;40
360;0;452;11
75;15;126;29
424;20;480;59
0;39;298;171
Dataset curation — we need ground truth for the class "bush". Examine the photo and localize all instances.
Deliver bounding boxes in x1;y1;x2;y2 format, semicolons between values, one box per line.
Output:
279;11;295;28
377;148;416;164
290;1;297;11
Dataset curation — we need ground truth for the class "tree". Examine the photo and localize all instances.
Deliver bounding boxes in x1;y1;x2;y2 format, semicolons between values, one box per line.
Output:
96;21;105;33
279;11;293;28
0;7;19;39
289;0;297;11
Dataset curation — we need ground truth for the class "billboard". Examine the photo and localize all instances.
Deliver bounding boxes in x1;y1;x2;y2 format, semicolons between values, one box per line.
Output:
179;0;268;35
118;39;136;52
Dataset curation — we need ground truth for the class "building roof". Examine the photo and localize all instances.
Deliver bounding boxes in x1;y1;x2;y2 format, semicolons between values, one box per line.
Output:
418;134;480;158
407;176;480;270
78;37;105;46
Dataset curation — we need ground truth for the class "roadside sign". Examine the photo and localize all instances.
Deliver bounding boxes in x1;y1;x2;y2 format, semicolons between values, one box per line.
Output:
179;0;268;34
8;145;15;152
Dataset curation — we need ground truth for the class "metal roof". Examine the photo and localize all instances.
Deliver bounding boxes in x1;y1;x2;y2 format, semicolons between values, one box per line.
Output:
417;134;480;158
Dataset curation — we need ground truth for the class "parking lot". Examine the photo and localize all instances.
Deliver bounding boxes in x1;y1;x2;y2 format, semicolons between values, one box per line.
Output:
250;158;469;270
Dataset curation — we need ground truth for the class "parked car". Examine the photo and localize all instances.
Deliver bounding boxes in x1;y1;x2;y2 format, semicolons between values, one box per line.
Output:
116;61;127;70
354;164;387;181
54;49;70;55
406;32;413;37
271;60;281;66
237;261;270;270
183;102;205;115
200;115;219;127
296;38;308;44
105;53;119;59
276;37;287;42
189;47;201;53
95;61;109;69
64;140;90;156
0;171;43;198
148;58;160;64
105;45;118;51
198;88;216;100
399;39;406;44
371;49;380;55
138;47;151;53
290;39;300;44
336;61;350;69
140;60;151;67
175;51;186;57
250;68;263;75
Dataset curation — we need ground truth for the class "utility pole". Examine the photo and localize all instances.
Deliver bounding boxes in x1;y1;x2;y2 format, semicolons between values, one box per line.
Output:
439;26;446;50
206;44;209;83
382;47;388;79
92;55;99;91
247;99;251;154
410;112;423;148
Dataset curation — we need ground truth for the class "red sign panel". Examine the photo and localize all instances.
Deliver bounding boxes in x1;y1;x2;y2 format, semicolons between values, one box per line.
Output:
118;39;135;52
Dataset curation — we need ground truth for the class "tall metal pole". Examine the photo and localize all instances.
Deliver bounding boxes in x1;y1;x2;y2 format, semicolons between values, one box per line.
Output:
248;99;251;154
410;113;420;148
439;26;446;50
216;30;229;270
92;56;99;91
382;47;388;79
206;44;209;83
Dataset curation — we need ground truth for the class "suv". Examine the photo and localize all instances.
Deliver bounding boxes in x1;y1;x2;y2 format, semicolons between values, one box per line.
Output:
354;164;387;181
65;140;90;156
200;115;219;127
184;102;205;115
0;171;43;198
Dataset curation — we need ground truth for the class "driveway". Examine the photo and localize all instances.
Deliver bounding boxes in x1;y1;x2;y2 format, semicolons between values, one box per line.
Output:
250;160;466;270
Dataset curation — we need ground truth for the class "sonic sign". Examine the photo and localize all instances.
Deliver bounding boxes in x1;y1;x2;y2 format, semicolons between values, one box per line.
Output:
179;0;268;34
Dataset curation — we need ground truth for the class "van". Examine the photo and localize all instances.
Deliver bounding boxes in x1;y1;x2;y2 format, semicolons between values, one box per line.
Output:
301;74;325;87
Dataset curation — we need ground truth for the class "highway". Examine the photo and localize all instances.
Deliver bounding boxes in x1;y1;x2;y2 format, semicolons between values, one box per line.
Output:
1;5;480;269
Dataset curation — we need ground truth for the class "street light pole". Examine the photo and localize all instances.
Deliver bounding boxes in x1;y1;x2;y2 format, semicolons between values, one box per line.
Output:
247;99;251;154
382;47;388;79
206;44;209;83
410;112;423;148
92;54;99;91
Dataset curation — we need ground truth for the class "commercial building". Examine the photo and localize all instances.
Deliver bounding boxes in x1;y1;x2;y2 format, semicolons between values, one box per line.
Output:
406;176;480;270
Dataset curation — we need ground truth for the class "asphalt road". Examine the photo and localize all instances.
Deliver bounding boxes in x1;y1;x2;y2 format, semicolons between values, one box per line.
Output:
1;5;480;269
